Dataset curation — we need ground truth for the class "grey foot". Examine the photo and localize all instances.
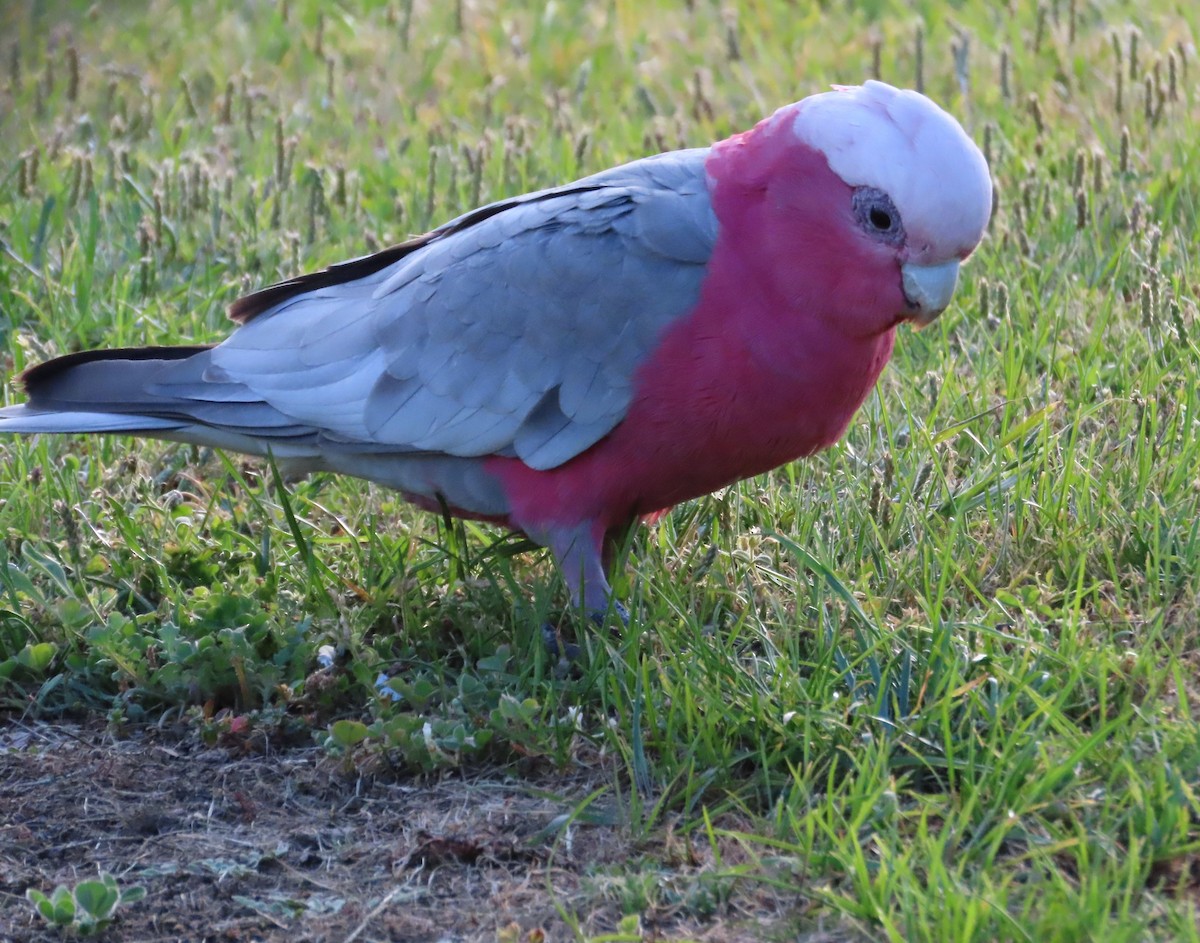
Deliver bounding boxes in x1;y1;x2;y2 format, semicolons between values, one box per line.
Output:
541;623;582;662
605;600;631;628
540;601;631;662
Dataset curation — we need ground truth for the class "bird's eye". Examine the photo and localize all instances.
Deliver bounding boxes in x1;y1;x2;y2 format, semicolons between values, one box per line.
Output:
853;187;904;244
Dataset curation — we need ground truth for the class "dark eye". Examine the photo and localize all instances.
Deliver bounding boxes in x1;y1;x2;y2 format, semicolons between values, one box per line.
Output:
853;187;904;244
869;206;893;230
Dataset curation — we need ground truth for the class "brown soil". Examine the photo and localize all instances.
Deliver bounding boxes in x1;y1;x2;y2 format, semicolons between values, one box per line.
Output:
0;721;811;942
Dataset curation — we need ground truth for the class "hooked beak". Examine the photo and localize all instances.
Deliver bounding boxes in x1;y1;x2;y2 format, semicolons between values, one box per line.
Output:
901;260;961;327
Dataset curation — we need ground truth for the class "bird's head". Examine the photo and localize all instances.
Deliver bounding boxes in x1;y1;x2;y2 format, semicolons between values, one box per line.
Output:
792;80;992;327
709;81;992;337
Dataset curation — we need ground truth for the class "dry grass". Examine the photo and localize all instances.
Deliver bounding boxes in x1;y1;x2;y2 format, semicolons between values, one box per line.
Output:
1;722;811;941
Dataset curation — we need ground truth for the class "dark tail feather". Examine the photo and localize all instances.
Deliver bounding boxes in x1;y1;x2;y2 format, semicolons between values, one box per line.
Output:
18;346;214;410
3;346;310;442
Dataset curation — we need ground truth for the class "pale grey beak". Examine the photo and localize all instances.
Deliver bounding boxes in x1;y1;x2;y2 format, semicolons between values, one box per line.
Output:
901;260;961;326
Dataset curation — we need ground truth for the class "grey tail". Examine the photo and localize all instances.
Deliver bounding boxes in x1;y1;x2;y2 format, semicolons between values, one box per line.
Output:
1;346;312;449
20;346;213;405
0;347;209;434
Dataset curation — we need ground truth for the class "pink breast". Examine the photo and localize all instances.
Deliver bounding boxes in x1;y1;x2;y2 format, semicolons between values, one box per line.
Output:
489;131;903;536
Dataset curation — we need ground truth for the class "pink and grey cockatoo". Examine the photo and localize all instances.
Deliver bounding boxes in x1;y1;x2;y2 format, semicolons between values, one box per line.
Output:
0;81;991;623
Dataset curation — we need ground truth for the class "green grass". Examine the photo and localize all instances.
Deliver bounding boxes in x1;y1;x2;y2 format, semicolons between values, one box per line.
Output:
2;0;1199;938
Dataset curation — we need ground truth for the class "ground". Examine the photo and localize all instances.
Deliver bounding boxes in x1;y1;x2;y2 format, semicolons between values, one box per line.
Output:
0;722;816;943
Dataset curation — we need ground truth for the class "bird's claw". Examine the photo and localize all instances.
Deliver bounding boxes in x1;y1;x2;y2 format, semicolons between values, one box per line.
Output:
541;623;582;662
605;600;631;628
540;600;630;663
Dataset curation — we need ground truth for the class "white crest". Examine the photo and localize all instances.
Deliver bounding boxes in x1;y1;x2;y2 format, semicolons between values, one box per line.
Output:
789;81;992;261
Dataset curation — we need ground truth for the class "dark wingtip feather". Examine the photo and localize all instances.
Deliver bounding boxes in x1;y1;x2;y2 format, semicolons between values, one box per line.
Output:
225;185;605;324
227;237;431;324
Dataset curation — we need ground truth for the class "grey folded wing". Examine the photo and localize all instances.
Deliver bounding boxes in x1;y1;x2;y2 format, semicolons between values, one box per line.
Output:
186;148;720;470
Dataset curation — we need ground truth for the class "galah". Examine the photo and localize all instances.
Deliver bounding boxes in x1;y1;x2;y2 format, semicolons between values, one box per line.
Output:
1;81;991;621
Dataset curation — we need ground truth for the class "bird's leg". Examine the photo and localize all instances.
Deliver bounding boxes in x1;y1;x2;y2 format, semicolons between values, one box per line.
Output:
530;520;628;660
530;520;610;614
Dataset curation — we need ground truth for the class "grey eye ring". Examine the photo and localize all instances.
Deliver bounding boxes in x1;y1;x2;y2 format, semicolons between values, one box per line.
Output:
852;187;905;244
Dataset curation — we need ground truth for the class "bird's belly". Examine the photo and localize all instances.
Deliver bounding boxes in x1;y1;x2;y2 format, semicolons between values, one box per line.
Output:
617;397;851;515
489;365;872;535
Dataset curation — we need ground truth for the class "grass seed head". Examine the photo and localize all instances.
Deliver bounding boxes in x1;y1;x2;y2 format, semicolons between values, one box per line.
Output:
193;163;206;211
723;7;741;62
913;462;933;501
1147;225;1162;269
399;0;414;49
425;146;439;225
306;174;323;244
914;22;925;93
1028;93;1045;135
1034;3;1047;53
66;45;79;102
574;130;590;169
691;69;714;123
220;80;233;124
275;116;286;187
241;76;254;140
952;30;970;92
137;221;153;295
66;154;81;203
335;164;347;207
1169;298;1188;344
178;77;198;117
1129;195;1143;233
445;148;459;201
153;191;164;246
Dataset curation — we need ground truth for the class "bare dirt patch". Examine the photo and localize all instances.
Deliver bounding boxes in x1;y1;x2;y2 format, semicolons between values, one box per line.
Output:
0;721;800;942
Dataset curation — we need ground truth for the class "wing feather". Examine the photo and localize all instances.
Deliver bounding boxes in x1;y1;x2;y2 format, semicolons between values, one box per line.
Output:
207;148;717;470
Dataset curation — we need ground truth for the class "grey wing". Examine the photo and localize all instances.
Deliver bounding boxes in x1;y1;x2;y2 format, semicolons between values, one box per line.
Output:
201;149;718;471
